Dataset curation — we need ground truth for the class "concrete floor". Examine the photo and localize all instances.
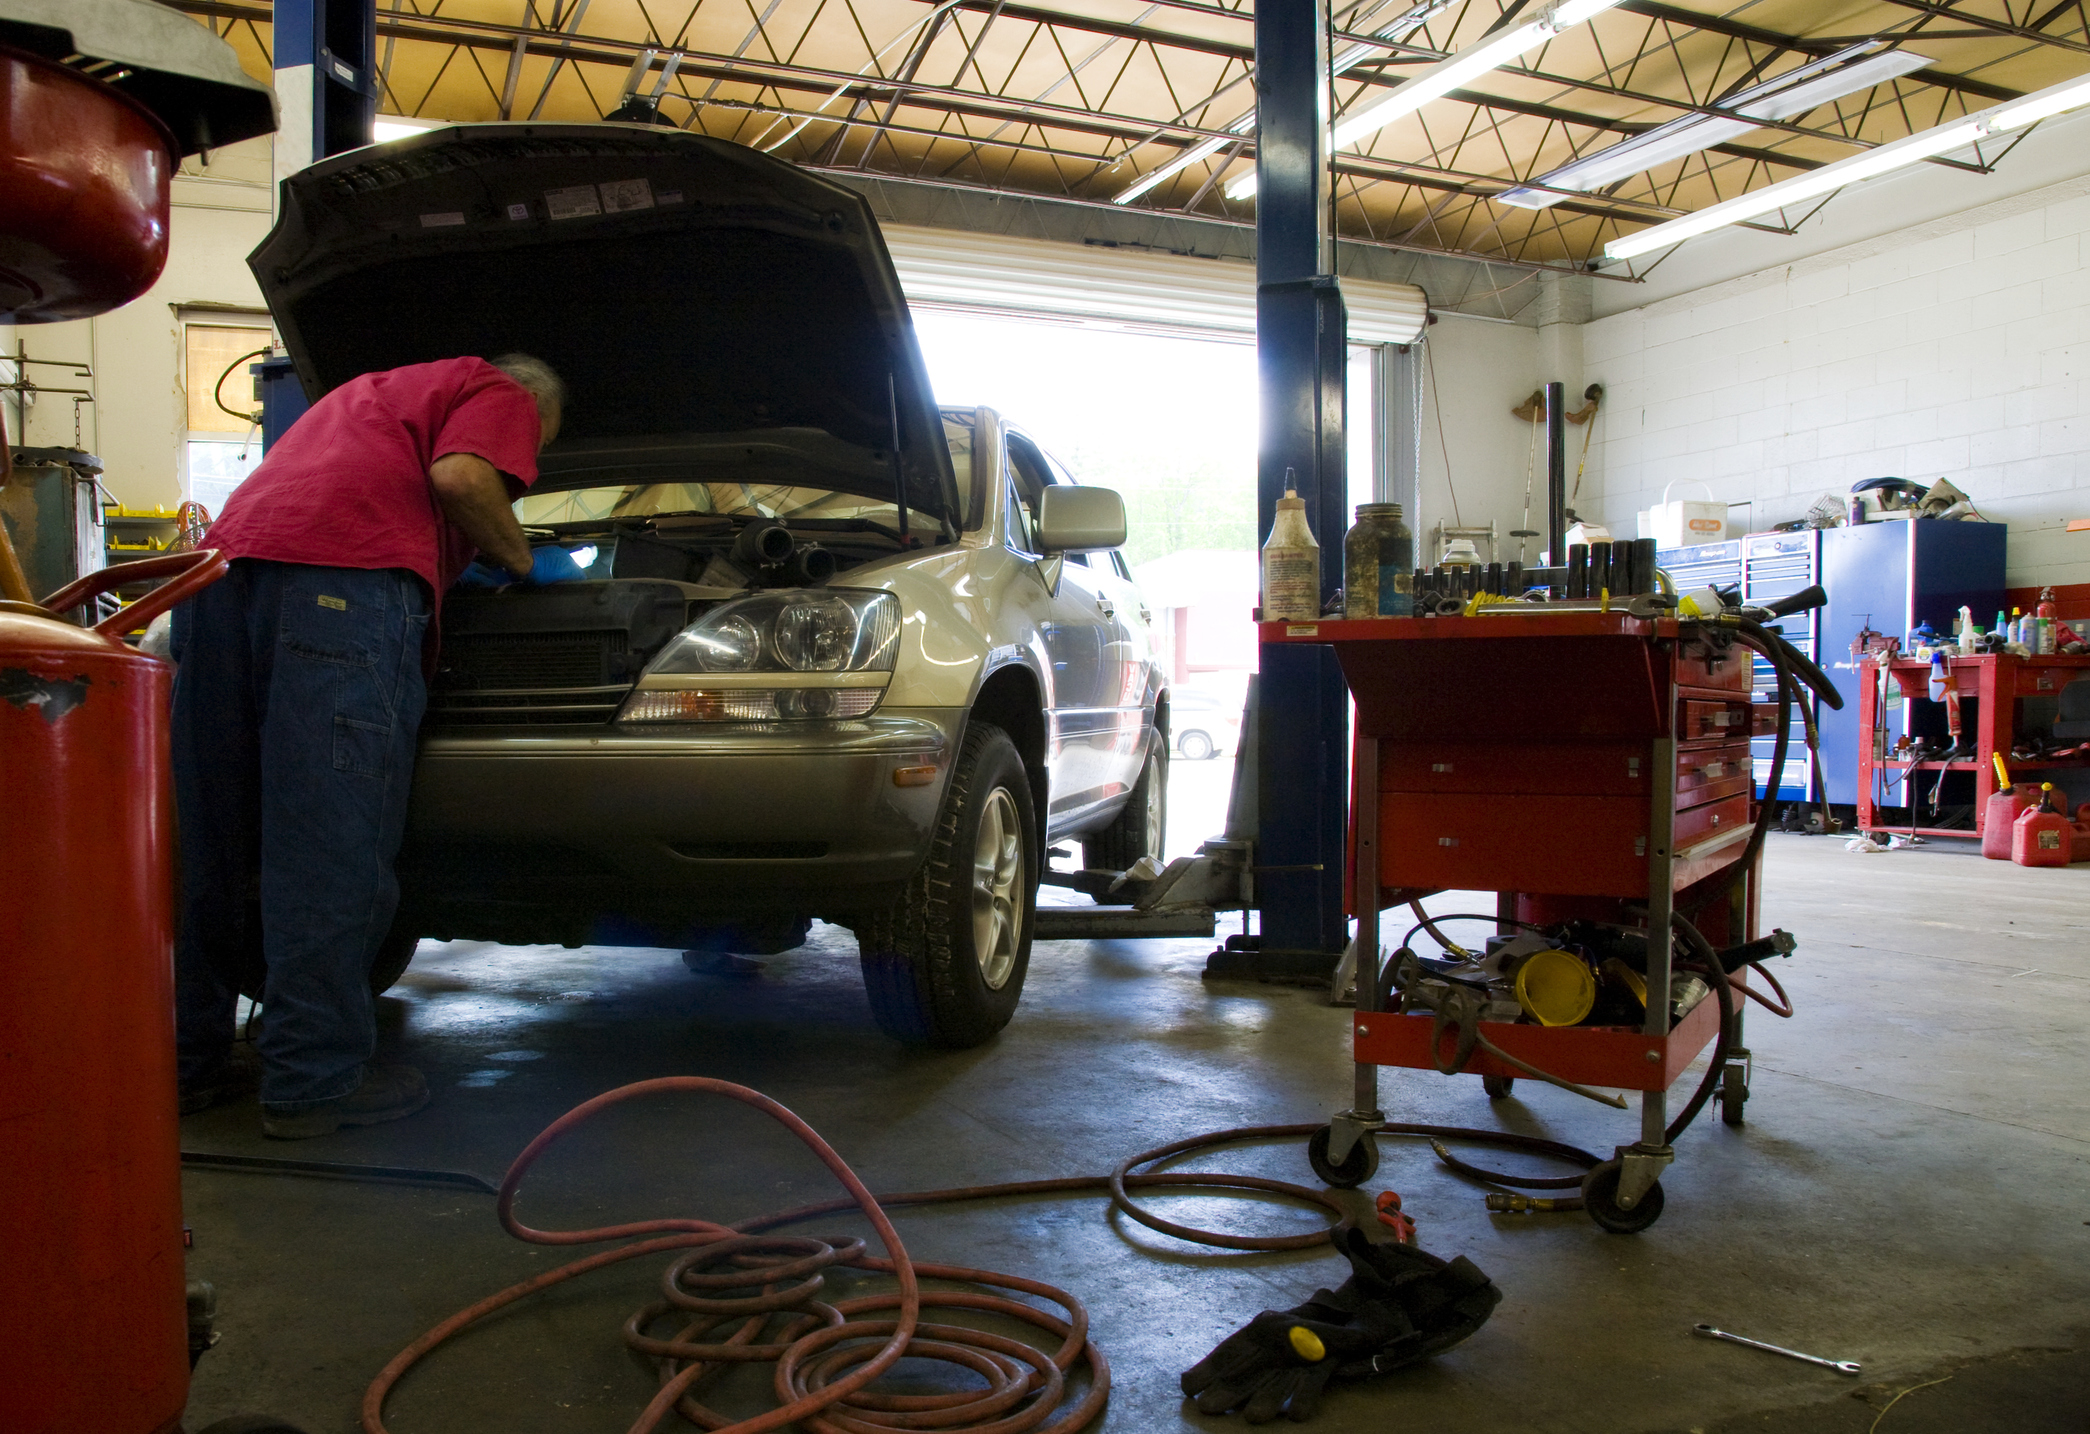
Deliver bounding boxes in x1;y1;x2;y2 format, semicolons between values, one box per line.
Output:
177;774;2090;1434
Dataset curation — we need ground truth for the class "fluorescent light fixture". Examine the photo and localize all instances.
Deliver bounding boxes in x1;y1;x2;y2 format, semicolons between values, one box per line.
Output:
1499;45;1931;210
1114;120;1253;205
1605;64;2090;260
1993;72;2090;128
1113;1;1461;204
1227;0;1625;200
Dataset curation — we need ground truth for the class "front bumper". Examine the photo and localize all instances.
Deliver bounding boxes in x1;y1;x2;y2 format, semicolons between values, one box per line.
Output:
398;707;962;933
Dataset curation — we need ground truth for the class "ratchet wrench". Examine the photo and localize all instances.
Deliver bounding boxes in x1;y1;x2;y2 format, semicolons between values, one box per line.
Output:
1693;1323;1861;1375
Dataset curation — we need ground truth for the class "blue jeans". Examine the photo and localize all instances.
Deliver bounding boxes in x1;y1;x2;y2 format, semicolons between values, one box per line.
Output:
172;560;430;1110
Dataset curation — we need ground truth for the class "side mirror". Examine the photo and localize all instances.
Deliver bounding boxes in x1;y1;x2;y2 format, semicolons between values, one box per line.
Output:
1036;486;1126;553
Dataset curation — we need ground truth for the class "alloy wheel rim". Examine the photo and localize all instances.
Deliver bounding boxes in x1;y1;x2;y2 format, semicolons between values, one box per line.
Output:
1142;758;1165;861
972;786;1024;989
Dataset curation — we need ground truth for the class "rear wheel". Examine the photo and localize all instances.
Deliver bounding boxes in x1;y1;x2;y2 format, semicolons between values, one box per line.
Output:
855;722;1037;1048
1178;729;1214;761
1082;733;1167;872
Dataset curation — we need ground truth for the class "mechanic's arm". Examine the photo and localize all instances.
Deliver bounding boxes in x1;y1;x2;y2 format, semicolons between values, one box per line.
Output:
429;452;533;578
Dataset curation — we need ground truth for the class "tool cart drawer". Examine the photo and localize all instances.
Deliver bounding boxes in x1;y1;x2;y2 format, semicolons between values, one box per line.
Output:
1681;698;1753;742
1677;743;1753;805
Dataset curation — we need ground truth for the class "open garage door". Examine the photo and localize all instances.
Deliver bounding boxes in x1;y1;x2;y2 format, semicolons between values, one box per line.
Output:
881;224;1426;346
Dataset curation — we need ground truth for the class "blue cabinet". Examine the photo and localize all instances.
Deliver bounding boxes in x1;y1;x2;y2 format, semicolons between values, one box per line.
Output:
1816;521;2007;804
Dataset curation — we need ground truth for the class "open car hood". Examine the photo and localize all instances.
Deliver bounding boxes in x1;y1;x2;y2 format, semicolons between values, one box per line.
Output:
250;124;956;528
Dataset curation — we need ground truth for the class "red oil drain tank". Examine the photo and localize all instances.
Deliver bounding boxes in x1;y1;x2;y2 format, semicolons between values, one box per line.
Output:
0;550;226;1434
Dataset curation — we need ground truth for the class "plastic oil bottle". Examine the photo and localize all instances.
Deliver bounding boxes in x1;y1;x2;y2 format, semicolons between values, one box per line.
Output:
1261;474;1322;622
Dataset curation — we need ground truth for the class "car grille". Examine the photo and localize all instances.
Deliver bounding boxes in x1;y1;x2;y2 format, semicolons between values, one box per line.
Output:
430;631;632;726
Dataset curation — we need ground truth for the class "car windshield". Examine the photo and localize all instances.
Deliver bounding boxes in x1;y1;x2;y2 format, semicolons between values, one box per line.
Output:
516;482;907;527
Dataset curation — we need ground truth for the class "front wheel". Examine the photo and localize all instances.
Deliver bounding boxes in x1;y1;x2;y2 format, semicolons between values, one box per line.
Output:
855;722;1037;1048
370;923;419;994
1177;729;1214;762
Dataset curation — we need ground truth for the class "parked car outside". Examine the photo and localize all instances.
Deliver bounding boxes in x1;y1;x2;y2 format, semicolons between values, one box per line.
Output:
1169;687;1245;760
249;124;1169;1047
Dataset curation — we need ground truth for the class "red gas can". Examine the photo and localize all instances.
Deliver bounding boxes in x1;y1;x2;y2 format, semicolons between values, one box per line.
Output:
2073;804;2090;865
0;550;224;1434
2012;801;2072;869
1983;785;2041;860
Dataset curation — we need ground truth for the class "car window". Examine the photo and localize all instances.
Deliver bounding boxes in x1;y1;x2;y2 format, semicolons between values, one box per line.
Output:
1110;551;1131;580
1005;433;1051;503
1003;474;1039;555
942;410;978;530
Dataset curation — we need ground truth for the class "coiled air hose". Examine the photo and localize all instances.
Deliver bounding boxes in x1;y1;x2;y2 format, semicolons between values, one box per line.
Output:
365;1070;1714;1431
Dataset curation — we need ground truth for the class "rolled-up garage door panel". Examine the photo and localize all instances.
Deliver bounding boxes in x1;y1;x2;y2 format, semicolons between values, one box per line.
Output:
881;223;1427;345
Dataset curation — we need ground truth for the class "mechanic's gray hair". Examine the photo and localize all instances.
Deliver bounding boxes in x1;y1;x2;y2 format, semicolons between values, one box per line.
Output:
490;353;566;415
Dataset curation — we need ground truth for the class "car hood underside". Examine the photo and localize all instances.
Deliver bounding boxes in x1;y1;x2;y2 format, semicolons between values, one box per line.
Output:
249;124;956;526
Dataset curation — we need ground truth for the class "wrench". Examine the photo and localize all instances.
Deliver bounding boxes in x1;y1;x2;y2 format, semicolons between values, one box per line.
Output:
1692;1324;1861;1375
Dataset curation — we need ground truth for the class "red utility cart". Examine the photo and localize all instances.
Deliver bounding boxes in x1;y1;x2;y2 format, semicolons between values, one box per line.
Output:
1265;608;1767;1230
1856;651;2090;843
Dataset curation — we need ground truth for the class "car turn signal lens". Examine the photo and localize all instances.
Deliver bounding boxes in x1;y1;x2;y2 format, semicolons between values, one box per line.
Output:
892;764;938;786
621;688;884;722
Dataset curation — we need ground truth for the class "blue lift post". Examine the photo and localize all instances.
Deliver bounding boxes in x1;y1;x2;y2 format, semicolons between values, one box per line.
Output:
1245;0;1351;975
257;0;377;449
271;0;378;168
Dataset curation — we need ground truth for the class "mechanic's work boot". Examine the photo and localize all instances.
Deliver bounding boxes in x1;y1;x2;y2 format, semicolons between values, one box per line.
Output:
261;1064;430;1140
178;1042;262;1116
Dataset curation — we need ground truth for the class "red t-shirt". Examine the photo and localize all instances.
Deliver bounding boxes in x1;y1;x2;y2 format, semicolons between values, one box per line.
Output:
204;356;542;608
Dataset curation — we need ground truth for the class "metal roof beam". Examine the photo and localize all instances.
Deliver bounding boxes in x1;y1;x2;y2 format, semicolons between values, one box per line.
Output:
1617;1;2036;96
1871;1;2090;57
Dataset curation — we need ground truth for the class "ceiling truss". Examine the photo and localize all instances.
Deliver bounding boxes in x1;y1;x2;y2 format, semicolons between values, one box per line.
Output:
174;1;2090;272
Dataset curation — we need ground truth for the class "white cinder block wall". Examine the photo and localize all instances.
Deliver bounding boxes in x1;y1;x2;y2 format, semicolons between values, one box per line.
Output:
1583;170;2090;590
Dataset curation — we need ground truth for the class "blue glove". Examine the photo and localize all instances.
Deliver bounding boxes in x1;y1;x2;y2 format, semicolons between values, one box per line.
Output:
528;545;586;584
453;548;587;589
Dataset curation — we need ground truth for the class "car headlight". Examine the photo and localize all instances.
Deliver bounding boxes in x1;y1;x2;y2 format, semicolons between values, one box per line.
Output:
645;590;900;675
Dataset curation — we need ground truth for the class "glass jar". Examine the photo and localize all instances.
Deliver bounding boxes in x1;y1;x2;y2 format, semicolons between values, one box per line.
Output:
1344;503;1414;617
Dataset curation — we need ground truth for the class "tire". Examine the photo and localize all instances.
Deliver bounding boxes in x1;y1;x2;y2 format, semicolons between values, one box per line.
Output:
370;923;419;994
1719;1062;1748;1128
855;722;1037;1048
1177;729;1214;761
1582;1160;1665;1233
1082;733;1168;872
1306;1124;1379;1189
1482;1075;1516;1100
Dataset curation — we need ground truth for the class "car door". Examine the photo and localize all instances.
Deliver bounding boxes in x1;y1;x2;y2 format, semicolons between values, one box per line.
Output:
1032;441;1152;797
1003;433;1121;825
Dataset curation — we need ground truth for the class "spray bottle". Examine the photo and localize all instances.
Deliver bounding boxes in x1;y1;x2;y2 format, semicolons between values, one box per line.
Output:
1261;471;1321;622
1928;650;1948;702
1958;606;1976;655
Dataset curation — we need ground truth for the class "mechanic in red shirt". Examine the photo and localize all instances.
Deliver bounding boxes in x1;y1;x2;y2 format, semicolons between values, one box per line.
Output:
171;354;577;1139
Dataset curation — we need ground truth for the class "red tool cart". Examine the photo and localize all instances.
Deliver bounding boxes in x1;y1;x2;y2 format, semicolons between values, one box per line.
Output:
1856;651;2090;843
1266;607;1772;1232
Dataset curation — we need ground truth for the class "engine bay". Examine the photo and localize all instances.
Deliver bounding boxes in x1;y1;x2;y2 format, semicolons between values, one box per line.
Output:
431;512;906;726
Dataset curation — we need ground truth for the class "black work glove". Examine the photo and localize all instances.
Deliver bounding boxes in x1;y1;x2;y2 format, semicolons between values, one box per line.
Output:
1180;1302;1377;1424
1317;1223;1502;1376
1181;1225;1503;1423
